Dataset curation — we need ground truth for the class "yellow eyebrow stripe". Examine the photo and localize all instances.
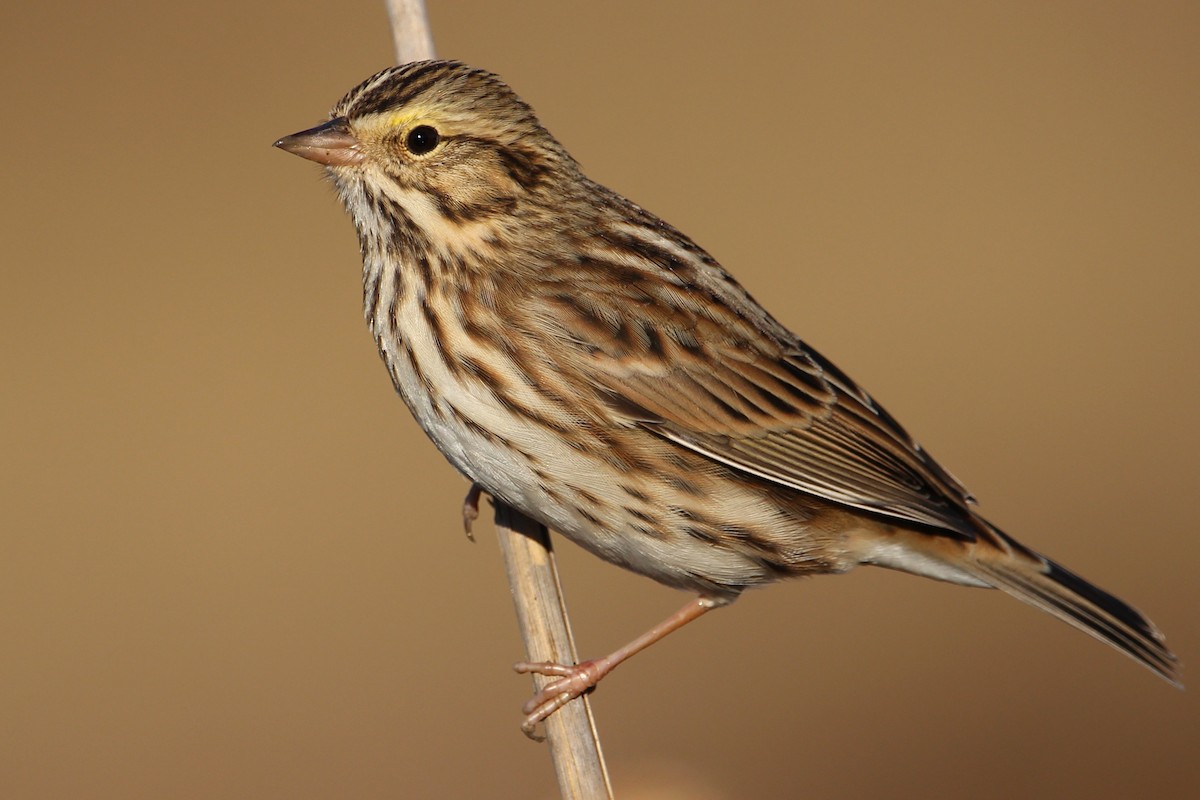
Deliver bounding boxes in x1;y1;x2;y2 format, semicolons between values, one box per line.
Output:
384;112;418;129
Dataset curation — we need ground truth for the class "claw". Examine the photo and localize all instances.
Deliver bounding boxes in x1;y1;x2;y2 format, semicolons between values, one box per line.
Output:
462;483;484;541
520;690;572;739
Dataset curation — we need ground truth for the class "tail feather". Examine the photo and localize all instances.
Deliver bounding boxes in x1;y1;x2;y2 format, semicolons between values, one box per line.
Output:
971;553;1180;686
854;523;1181;686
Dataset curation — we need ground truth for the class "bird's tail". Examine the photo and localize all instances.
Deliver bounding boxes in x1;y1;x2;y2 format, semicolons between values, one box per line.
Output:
856;523;1181;686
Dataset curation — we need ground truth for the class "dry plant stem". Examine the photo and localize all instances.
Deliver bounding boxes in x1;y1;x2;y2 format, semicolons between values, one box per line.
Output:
385;0;436;62
494;503;614;798
382;2;611;797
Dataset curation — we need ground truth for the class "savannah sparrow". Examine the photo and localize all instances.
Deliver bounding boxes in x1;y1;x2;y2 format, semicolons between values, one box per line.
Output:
275;60;1178;733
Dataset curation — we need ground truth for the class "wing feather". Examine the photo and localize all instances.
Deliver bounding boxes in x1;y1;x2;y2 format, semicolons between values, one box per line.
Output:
528;275;980;539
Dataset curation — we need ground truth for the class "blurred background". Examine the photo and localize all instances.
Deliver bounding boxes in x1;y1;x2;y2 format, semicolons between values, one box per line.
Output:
3;2;1198;798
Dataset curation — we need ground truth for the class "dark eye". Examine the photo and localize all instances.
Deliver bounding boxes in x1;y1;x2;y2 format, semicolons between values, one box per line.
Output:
406;125;440;155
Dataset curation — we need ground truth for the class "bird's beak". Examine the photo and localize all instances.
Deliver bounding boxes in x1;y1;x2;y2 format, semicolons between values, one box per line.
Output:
274;118;364;166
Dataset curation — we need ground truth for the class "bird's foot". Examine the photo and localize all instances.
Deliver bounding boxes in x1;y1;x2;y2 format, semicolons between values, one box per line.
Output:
462;482;484;541
513;658;610;740
509;597;720;738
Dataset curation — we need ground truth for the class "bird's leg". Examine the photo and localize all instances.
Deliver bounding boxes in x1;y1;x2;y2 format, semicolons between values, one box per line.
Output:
514;595;726;738
461;482;484;541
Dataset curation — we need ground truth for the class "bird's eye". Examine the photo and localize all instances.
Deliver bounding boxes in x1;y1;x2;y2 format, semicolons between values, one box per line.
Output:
406;125;440;155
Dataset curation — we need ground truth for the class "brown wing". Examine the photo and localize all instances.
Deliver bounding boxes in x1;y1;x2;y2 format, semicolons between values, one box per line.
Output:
528;272;982;540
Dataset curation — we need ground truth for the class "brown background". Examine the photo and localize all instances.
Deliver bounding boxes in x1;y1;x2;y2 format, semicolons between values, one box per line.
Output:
3;2;1198;798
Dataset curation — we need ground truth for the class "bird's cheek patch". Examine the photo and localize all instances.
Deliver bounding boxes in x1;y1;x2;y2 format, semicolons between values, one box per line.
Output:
426;157;519;222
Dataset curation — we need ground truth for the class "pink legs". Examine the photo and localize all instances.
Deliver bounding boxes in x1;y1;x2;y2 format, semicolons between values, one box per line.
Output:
514;595;725;737
459;482;730;737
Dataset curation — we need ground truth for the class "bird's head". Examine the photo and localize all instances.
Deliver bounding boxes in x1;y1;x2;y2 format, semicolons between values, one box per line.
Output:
275;60;575;226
